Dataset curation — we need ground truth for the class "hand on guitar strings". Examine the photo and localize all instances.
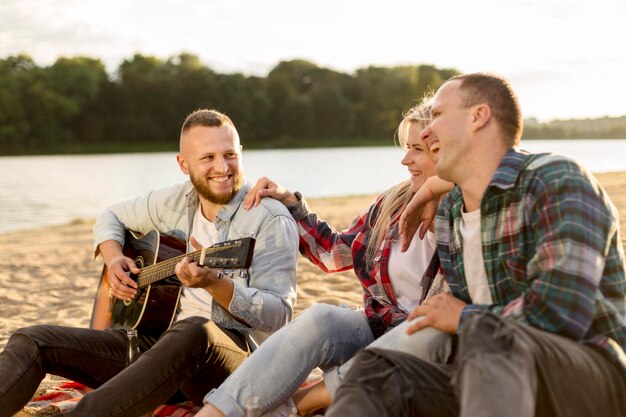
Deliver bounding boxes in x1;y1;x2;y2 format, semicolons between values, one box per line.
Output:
107;256;140;302
175;236;223;289
175;256;224;289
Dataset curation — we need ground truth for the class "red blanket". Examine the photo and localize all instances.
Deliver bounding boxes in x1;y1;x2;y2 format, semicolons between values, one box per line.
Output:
24;381;200;416
24;371;322;415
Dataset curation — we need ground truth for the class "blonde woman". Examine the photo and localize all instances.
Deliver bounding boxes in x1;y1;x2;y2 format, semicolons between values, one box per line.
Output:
197;100;453;417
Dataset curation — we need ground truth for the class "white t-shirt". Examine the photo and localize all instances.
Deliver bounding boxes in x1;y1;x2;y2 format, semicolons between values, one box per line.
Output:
388;230;436;314
175;205;219;322
459;208;493;305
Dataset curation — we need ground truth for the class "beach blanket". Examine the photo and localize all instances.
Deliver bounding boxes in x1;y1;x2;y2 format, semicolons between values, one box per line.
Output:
22;369;323;416
23;381;200;416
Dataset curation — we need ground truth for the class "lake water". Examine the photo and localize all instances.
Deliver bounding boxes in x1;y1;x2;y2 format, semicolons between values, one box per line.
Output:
1;139;625;234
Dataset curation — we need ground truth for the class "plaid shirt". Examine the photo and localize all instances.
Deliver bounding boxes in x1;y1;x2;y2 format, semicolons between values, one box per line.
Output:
433;147;626;371
289;192;438;338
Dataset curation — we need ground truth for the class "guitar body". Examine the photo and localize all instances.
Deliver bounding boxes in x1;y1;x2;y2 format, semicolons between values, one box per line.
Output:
90;229;255;336
91;229;187;335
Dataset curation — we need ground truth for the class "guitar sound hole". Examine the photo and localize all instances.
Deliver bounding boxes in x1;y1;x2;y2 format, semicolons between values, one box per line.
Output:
122;290;145;307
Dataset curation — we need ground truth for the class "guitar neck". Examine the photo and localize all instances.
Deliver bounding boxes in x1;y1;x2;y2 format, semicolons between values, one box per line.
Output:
136;243;245;287
135;252;195;287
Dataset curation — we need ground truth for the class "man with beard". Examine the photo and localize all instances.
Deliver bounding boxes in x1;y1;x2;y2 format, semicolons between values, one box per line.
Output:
0;109;299;417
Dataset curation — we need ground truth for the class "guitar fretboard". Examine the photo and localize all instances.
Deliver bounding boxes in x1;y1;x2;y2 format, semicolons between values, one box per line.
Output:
136;242;242;287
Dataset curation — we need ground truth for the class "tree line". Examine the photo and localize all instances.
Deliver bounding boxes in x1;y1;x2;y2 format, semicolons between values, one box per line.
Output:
523;116;626;140
0;53;459;155
1;53;624;156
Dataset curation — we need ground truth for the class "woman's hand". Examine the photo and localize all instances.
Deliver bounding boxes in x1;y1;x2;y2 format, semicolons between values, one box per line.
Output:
399;186;439;251
243;177;297;210
399;176;454;251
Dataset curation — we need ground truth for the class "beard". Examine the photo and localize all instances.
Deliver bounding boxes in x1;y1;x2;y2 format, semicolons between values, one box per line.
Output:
190;169;245;205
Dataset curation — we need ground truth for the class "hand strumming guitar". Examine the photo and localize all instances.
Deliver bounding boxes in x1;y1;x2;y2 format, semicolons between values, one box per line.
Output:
99;239;140;302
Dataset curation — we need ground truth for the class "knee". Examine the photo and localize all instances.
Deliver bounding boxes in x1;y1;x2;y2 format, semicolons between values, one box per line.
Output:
296;304;358;341
4;325;50;361
456;314;537;397
166;317;211;349
458;313;528;360
9;325;48;347
302;303;340;322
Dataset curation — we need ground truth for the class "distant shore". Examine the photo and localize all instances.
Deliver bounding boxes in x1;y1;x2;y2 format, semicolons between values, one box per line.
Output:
2;137;626;157
1;171;625;351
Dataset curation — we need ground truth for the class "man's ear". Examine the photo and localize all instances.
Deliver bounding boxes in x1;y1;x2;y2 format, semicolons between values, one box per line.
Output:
177;153;189;175
471;103;491;132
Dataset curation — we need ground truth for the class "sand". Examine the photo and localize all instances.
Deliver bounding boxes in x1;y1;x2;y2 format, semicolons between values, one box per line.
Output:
0;193;378;350
1;171;625;405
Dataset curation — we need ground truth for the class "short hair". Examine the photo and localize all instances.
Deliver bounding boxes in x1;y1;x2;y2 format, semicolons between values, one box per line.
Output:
181;109;235;135
449;73;522;146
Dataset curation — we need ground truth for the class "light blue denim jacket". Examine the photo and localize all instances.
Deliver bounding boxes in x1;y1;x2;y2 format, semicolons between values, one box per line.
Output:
93;180;299;349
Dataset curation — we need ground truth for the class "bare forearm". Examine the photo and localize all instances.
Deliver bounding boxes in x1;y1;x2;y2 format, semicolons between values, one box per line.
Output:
203;277;235;309
424;176;454;197
98;239;124;265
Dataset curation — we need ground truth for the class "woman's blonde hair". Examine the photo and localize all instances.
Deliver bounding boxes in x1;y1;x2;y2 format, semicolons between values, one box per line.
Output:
364;97;433;268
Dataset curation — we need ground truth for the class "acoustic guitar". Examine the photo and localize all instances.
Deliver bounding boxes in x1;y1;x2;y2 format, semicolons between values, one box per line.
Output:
90;229;255;335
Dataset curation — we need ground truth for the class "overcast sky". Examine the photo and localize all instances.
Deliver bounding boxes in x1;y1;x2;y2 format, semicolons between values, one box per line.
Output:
1;0;624;121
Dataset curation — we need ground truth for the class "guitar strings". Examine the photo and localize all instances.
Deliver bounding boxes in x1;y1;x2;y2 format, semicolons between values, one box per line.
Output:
136;243;243;287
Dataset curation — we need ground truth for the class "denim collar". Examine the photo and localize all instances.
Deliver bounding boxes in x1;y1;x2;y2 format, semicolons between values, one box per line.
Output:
184;180;252;225
215;181;251;223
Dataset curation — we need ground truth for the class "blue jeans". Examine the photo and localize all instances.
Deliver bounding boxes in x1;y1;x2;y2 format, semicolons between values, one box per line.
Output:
205;304;453;417
0;317;248;417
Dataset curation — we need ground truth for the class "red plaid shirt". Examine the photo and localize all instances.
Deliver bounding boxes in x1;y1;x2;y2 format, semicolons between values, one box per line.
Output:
289;192;437;338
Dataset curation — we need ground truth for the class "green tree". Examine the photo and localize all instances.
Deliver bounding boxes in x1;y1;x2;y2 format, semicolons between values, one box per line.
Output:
0;54;469;155
310;86;355;140
0;55;36;150
109;54;178;146
266;60;356;143
46;57;108;146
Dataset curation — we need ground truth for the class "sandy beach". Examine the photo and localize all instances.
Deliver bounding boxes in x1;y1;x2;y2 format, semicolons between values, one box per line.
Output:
0;193;378;350
1;171;625;404
2;172;626;348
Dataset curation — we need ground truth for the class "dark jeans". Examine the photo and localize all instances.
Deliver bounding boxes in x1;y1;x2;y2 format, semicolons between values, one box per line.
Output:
327;313;626;417
0;317;249;417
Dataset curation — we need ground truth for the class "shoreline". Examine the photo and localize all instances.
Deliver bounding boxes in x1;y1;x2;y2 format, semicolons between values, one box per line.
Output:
1;171;625;350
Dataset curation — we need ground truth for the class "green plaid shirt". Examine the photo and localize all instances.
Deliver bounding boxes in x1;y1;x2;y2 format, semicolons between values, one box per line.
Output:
435;147;626;372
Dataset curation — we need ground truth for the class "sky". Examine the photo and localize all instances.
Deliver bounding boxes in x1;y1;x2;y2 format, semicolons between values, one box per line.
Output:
1;0;625;122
